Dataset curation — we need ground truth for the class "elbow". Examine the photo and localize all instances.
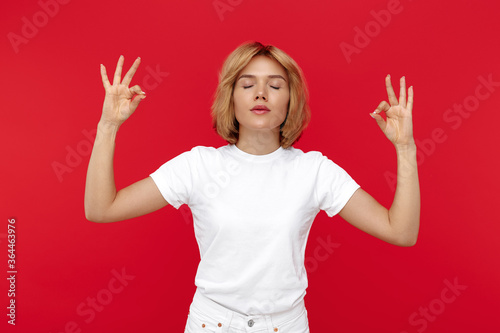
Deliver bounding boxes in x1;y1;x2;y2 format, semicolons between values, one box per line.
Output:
399;238;417;247
84;199;113;223
85;211;102;223
394;234;418;247
84;200;97;222
85;208;119;223
85;207;107;223
389;218;420;247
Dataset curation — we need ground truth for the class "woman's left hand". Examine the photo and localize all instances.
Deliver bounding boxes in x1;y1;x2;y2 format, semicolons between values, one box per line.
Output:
371;75;415;147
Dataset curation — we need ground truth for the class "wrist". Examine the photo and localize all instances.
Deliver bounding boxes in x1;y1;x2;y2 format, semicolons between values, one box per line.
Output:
96;120;120;143
97;119;121;133
394;141;416;154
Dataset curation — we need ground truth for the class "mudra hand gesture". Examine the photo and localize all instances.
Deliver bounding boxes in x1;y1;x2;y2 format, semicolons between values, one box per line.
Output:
371;75;415;148
100;55;147;127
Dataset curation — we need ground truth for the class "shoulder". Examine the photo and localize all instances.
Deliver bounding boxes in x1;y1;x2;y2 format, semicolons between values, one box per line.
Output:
154;145;226;170
283;146;330;163
284;146;351;174
168;146;232;165
177;145;229;159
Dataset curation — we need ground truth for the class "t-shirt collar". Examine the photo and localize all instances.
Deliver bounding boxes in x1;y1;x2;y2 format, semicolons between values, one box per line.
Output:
229;144;284;162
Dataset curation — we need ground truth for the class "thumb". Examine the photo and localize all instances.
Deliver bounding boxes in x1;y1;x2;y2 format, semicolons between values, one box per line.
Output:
129;85;145;95
370;111;386;131
129;85;146;111
130;92;146;111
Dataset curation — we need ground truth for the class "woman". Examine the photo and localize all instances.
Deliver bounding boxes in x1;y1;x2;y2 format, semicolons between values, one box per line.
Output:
85;41;420;332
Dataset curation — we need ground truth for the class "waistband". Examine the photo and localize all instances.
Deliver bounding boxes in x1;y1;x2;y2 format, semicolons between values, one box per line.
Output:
189;289;306;331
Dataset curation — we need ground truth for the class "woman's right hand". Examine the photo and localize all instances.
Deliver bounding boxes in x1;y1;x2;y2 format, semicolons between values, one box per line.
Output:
100;55;146;127
86;56;167;223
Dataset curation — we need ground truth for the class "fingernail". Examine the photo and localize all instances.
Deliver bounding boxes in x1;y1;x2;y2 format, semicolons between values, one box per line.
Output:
370;113;375;118
387;74;390;78
137;57;141;60
140;91;146;94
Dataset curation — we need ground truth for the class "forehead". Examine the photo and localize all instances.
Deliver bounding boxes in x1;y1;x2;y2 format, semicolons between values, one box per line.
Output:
239;55;288;79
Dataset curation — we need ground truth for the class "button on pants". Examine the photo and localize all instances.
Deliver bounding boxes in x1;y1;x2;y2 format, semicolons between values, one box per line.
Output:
184;289;310;332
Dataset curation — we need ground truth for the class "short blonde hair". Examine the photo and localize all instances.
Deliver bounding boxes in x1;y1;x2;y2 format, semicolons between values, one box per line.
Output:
211;41;311;148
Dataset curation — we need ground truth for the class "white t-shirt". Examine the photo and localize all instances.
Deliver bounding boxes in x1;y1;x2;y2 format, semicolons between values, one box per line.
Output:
150;144;360;315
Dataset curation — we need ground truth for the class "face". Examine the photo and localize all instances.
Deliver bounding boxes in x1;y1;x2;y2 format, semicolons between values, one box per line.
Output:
233;55;290;135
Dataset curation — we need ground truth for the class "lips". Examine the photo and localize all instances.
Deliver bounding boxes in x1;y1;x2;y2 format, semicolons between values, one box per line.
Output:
251;105;270;114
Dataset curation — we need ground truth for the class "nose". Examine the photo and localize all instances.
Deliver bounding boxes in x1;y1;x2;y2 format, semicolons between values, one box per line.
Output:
255;93;267;101
255;85;268;101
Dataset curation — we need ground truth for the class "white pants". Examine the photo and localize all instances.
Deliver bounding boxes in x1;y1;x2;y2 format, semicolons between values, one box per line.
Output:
184;289;310;333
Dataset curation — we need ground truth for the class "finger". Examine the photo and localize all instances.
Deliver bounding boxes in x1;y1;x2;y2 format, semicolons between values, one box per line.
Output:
129;85;146;96
374;100;390;114
112;55;124;86
122;57;141;87
129;92;146;111
385;75;399;106
399;76;407;108
407;86;414;112
100;64;111;90
370;111;387;132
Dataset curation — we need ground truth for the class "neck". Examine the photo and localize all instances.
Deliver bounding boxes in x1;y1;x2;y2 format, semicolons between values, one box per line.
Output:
236;127;281;155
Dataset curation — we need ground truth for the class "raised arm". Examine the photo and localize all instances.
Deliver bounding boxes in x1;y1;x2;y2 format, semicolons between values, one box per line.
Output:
339;75;420;246
84;56;168;223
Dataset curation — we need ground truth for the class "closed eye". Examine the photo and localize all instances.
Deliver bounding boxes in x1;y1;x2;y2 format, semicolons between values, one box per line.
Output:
243;85;280;89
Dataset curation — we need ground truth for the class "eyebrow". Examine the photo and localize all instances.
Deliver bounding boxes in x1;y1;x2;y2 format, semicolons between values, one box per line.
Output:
237;74;287;82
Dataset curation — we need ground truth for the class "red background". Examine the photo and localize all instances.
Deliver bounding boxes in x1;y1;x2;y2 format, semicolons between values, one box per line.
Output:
2;0;500;332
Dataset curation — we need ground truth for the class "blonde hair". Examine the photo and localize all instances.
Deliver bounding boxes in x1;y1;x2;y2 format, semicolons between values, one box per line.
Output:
211;41;311;148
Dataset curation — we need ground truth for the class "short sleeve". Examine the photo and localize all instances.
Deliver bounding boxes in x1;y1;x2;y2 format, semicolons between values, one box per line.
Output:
315;156;360;217
149;149;197;209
